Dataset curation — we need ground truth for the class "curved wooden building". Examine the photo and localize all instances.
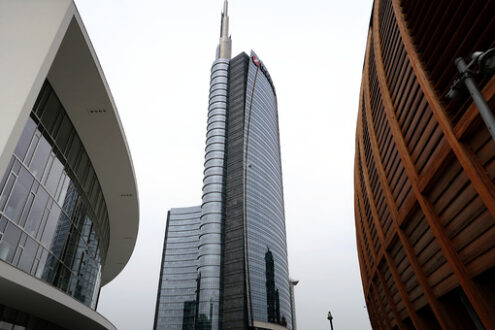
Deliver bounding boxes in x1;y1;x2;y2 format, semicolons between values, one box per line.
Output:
354;0;495;329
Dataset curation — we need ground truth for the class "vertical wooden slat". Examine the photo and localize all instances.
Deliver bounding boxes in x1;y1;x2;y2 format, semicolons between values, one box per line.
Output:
373;0;495;328
372;280;394;329
368;295;384;330
355;188;376;294
355;155;404;329
376;268;403;329
355;212;370;292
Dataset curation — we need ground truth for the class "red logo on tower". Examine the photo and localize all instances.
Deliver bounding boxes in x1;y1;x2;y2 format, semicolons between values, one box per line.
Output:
252;56;261;67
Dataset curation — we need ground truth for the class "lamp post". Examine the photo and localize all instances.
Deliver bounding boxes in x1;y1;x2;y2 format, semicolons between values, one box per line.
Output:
447;48;495;141
327;310;334;330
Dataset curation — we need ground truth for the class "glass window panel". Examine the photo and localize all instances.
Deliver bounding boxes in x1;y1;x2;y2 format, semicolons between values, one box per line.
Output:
72;200;86;231
61;183;78;218
0;222;21;263
41;154;54;185
23;133;39;169
17;166;33;192
63;131;74;159
40;206;62;248
18;192;34;228
40;93;61;134
18;237;37;273
44;157;63;197
55;115;72;153
4;179;29;224
0;217;7;233
40;253;58;284
61;227;79;266
11;161;20;175
49;212;70;258
0;174;16;211
76;153;88;186
0;159;14;193
33;83;50;117
89;180;98;207
31;258;39;276
81;217;91;242
28;136;51;180
67;135;81;171
56;264;71;292
57;174;70;207
84;167;95;195
50;110;63;139
13;119;36;162
13;234;27;267
24;189;48;237
35;248;49;278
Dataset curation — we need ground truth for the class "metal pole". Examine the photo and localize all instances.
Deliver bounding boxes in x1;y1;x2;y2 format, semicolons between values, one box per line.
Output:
327;311;334;330
455;57;495;141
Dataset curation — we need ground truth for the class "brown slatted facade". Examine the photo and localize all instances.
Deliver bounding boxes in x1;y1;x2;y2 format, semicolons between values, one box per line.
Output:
355;0;495;329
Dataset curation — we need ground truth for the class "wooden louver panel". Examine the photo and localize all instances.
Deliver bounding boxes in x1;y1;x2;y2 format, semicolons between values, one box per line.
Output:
355;0;495;328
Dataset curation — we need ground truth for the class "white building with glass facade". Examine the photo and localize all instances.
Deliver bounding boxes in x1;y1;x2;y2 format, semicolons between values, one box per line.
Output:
0;1;139;329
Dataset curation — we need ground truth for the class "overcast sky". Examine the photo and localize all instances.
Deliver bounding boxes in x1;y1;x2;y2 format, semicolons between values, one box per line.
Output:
73;0;374;329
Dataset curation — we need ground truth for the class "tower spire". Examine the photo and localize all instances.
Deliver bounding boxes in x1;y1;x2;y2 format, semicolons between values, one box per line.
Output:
217;0;232;59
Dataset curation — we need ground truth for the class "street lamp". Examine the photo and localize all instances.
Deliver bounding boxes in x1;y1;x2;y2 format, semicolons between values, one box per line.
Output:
447;48;495;141
327;310;334;330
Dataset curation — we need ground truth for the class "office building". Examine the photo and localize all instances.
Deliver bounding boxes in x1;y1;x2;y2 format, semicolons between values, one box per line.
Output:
355;0;495;329
0;1;139;329
153;207;201;330
154;1;292;329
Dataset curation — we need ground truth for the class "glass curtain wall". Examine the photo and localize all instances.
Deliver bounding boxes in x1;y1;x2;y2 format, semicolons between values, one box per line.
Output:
244;53;292;328
0;81;109;308
154;207;201;330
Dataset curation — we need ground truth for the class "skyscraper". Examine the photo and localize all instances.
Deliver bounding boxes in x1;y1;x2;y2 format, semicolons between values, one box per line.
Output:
355;0;495;329
154;2;292;329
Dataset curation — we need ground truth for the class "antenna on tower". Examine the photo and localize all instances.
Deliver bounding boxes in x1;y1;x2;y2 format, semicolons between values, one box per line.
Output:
216;0;232;59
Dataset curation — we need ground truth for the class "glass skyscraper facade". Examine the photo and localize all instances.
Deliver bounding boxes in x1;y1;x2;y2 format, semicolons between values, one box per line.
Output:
154;2;292;329
154;207;201;330
243;53;290;326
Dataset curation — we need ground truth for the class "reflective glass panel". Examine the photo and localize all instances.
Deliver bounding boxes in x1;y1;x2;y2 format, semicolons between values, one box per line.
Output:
0;81;109;309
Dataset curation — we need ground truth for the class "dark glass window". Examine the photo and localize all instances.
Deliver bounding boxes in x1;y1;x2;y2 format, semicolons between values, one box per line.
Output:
14;119;36;162
55;115;72;153
0;303;66;330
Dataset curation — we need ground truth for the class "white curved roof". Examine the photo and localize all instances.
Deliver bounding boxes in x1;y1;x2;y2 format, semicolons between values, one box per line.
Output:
0;0;139;286
47;10;140;286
